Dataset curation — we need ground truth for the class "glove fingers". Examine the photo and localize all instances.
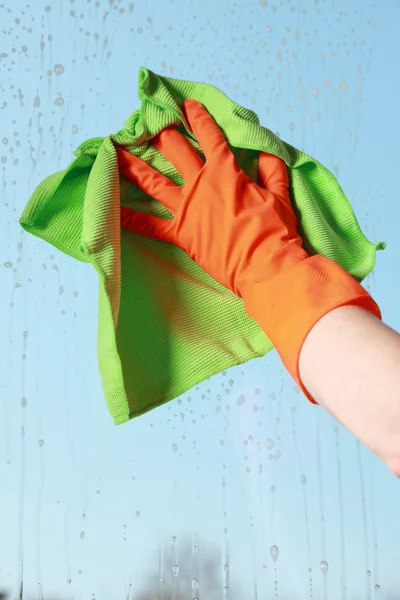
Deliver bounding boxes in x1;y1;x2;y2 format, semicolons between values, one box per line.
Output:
153;127;204;185
116;146;180;214
120;207;175;244
258;152;290;199
183;99;231;161
258;152;299;229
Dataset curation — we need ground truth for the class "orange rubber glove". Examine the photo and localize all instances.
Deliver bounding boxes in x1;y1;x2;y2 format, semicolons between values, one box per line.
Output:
117;99;381;403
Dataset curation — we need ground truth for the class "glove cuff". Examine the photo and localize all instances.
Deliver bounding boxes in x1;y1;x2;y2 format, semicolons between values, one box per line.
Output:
241;254;381;404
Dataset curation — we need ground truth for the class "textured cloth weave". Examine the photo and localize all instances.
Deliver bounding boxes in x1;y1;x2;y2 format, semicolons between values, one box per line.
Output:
20;67;385;424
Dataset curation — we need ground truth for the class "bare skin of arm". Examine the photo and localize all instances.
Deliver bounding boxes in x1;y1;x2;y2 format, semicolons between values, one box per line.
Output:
299;304;400;477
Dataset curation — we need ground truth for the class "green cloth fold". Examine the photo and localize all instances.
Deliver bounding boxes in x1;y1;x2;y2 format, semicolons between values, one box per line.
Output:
20;67;385;425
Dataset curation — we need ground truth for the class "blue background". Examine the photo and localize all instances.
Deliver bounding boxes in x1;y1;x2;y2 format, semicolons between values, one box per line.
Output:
1;0;399;598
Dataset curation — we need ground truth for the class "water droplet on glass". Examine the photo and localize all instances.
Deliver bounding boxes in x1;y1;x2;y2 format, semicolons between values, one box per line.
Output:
21;397;27;408
270;545;279;561
274;450;281;460
367;570;371;577
236;395;245;406
54;63;65;75
172;564;179;576
320;560;328;573
39;439;44;447
45;5;51;11
192;578;199;589
71;124;79;135
80;531;85;539
375;584;380;590
301;474;307;485
266;437;274;449
259;0;267;6
54;94;64;106
172;443;178;452
135;511;140;517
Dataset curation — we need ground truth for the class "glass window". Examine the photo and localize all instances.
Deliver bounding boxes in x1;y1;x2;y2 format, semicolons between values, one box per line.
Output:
1;1;399;598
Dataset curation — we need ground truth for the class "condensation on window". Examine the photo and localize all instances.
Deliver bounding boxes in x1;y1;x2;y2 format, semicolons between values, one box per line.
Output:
0;1;399;599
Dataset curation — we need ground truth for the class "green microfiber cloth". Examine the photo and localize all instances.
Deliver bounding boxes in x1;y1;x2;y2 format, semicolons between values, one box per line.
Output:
20;67;385;425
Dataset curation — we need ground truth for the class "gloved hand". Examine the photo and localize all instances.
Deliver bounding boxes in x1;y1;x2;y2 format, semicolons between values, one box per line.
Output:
117;99;381;403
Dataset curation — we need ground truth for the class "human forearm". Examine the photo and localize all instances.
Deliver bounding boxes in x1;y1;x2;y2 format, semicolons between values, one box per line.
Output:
240;253;400;476
299;304;400;476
